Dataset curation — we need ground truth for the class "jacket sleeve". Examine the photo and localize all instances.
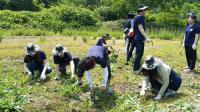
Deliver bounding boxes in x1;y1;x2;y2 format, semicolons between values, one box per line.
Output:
158;64;170;96
141;76;149;91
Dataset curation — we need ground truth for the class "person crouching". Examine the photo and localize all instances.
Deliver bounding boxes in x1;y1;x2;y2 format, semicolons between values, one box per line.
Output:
24;43;52;80
52;44;80;80
140;55;182;100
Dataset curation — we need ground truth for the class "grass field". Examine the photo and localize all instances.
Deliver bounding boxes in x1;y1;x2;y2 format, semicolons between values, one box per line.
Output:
0;36;200;112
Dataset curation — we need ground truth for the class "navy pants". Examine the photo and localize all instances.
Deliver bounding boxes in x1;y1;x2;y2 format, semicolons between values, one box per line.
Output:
27;61;52;76
59;57;80;75
126;37;135;62
185;46;197;70
107;58;111;80
133;41;144;71
150;70;182;92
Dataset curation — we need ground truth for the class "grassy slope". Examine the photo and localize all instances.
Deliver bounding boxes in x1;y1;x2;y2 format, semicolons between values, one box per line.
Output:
0;37;200;112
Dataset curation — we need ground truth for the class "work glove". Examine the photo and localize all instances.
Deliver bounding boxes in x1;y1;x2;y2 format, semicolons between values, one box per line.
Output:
154;94;162;100
28;71;32;76
40;72;46;80
145;38;152;42
182;44;185;47
192;44;197;50
140;90;145;96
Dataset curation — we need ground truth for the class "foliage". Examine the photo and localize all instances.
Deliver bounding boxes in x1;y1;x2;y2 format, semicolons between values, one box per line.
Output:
0;5;98;32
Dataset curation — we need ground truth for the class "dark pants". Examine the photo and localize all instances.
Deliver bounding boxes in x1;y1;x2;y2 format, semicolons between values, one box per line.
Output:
150;70;182;92
107;58;111;80
27;61;52;76
59;57;80;75
133;41;144;71
127;38;135;62
185;46;197;70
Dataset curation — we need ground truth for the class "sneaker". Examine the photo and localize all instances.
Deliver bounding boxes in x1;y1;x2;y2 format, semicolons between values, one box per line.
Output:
164;90;176;97
134;69;141;75
125;62;129;65
54;76;61;81
184;66;189;69
107;87;113;96
184;69;193;74
76;80;82;87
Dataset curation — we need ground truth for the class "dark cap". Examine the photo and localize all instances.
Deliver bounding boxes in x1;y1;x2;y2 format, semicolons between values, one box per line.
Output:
127;13;134;19
103;34;111;38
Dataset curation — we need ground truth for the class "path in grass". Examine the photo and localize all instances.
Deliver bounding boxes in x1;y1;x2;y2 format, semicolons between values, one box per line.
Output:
0;37;200;111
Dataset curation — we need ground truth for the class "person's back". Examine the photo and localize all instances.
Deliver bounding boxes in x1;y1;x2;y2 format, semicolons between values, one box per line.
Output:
134;15;146;42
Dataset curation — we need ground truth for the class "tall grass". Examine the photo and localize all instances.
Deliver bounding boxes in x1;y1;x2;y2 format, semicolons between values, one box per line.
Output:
0;22;185;40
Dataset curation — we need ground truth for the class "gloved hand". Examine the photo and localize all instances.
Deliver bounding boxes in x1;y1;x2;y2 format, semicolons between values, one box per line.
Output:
40;72;46;80
140;90;145;96
192;44;197;50
182;44;185;47
145;38;152;42
28;71;32;76
154;94;162;100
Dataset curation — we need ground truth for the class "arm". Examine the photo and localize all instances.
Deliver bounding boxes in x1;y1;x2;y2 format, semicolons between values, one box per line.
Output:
140;76;149;95
157;66;170;96
70;60;75;78
192;34;199;50
86;70;93;88
41;60;48;74
138;24;150;41
182;35;186;47
194;34;199;44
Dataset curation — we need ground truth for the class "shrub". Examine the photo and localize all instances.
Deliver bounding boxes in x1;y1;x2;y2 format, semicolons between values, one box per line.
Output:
0;0;41;11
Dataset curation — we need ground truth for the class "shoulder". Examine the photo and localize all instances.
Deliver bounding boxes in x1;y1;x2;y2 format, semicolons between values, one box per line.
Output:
135;15;144;20
157;61;171;75
64;52;72;57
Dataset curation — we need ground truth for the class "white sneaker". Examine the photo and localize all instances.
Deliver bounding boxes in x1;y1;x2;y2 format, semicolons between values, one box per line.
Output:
184;69;193;74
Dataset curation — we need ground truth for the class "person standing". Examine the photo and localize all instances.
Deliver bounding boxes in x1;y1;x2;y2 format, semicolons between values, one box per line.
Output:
132;4;152;74
124;13;135;63
24;43;52;80
182;12;200;74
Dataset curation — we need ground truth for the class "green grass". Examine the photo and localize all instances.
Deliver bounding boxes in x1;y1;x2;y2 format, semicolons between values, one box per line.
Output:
0;37;200;111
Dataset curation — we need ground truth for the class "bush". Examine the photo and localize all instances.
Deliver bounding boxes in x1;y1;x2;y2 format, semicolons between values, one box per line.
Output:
95;7;119;21
0;5;99;32
0;0;40;11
